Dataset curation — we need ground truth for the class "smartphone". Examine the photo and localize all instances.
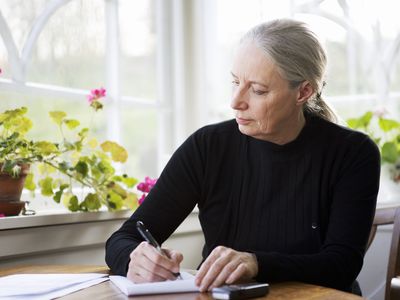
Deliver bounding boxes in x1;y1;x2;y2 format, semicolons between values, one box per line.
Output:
211;282;269;300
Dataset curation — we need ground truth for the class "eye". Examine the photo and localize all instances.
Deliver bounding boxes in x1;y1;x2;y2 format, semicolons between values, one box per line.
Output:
231;80;240;86
253;89;267;95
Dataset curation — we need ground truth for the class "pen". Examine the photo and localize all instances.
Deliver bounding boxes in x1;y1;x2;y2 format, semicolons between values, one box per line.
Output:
136;221;182;279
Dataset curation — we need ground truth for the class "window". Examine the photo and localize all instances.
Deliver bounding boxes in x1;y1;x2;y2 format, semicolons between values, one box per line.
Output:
0;0;159;182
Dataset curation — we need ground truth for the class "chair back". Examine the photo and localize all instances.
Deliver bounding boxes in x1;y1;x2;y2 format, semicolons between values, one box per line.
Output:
367;206;400;300
387;207;400;300
367;207;397;250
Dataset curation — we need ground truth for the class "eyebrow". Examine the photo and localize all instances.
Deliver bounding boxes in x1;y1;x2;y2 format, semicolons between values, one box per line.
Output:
230;71;269;89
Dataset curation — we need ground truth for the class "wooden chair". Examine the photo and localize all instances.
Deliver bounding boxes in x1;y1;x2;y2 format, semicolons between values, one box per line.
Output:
367;206;400;300
387;207;400;300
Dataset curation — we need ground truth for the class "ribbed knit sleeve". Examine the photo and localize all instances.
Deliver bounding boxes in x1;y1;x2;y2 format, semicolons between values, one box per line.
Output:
105;129;207;275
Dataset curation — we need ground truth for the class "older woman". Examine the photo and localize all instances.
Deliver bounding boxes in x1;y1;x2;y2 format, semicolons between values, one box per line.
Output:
105;19;380;294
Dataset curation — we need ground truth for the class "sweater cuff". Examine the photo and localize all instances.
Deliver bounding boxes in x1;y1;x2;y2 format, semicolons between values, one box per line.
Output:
109;245;136;276
253;251;289;282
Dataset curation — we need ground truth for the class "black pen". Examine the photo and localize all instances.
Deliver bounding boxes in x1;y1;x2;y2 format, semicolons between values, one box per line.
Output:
136;221;182;279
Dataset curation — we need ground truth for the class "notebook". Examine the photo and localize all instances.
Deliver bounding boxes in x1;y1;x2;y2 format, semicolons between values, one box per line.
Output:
109;271;199;296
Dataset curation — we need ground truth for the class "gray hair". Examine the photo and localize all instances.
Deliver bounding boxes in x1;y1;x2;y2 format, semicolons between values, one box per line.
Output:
241;19;337;123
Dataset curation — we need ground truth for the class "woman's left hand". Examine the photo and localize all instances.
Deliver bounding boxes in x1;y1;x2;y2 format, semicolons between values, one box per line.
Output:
194;246;258;292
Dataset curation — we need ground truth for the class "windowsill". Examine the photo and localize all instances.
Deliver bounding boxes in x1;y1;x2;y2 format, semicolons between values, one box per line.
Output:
0;208;200;234
0;210;133;230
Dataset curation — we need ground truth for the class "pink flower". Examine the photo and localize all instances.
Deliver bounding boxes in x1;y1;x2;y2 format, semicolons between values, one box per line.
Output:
87;87;106;104
137;182;150;193
137;176;157;205
137;176;157;193
138;194;146;205
373;106;388;118
0;213;5;218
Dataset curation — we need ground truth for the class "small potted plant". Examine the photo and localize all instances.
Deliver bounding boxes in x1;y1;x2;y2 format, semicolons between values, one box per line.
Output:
0;106;41;215
0;88;140;216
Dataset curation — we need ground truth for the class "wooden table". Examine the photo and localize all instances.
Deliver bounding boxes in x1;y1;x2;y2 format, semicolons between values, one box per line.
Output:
0;265;364;299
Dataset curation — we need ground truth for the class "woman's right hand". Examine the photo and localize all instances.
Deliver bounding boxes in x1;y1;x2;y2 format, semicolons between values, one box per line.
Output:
127;241;183;283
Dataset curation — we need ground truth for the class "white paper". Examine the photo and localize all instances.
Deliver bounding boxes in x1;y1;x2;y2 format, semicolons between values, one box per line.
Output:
110;271;199;296
0;273;108;299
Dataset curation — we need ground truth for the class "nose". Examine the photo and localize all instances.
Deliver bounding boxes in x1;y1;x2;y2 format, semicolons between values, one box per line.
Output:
231;85;249;111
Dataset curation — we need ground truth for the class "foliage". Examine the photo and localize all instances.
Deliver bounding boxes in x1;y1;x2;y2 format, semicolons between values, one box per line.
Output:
0;90;140;212
347;110;400;181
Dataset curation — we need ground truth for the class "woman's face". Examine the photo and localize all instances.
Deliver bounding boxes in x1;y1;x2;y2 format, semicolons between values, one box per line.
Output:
231;41;310;143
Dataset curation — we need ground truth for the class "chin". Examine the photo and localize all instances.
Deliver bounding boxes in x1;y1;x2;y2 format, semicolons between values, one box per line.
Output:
238;124;255;137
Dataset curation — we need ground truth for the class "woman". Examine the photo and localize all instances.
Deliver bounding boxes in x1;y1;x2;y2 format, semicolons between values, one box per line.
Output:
106;19;380;294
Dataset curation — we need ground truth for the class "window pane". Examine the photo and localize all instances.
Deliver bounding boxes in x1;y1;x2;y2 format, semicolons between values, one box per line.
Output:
119;0;156;100
120;106;158;179
27;0;106;89
0;90;107;142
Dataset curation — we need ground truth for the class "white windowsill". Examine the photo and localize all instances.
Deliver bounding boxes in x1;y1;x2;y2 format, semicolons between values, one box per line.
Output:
0;208;200;234
0;210;132;230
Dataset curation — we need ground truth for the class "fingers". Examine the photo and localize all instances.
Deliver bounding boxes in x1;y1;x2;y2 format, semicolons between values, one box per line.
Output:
195;246;258;292
195;246;234;291
163;248;184;273
127;242;183;283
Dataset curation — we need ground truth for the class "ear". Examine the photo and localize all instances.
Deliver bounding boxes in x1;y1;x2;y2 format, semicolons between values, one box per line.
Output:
296;81;314;106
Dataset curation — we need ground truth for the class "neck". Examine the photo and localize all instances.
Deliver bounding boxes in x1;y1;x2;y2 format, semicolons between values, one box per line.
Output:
268;112;306;145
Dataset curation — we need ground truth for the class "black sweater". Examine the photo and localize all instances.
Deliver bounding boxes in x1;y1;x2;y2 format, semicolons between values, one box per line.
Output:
105;114;380;292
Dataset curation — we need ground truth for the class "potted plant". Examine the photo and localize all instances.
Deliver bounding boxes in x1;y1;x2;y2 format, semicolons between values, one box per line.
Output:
0;88;140;216
0;106;38;215
347;109;400;201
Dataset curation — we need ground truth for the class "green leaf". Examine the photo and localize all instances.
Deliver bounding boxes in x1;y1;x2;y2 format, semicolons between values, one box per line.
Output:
24;173;36;191
39;177;54;196
53;184;69;203
58;161;71;172
49;111;67;125
379;118;400;132
74;141;83;152
74;161;89;177
107;182;127;198
124;192;138;210
78;128;89;139
1;160;17;176
107;190;124;210
63;140;75;151
381;142;398;163
112;175;138;188
38;163;57;174
100;141;128;162
68;195;80;212
347;111;373;129
0;107;28;123
34;141;58;155
90;100;103;111
96;160;114;176
80;193;102;211
64;119;80;130
9;117;33;136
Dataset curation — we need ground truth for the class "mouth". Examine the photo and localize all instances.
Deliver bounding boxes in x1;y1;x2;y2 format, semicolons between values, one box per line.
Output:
235;117;251;125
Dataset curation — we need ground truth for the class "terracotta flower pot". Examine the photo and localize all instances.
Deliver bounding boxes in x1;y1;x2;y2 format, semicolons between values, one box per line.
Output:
0;164;30;216
0;201;26;216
